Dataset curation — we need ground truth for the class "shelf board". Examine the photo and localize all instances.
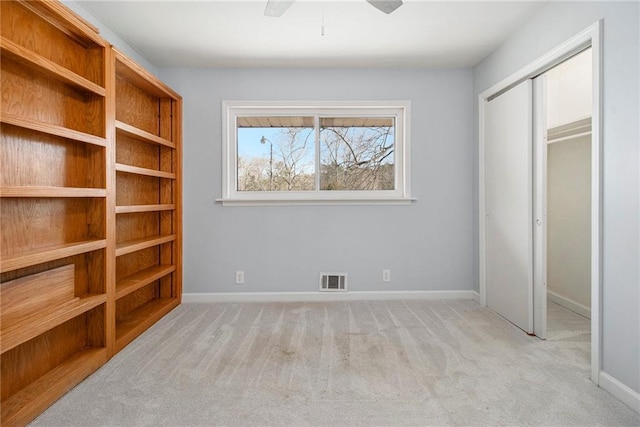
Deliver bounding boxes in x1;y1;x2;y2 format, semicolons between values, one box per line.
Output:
115;235;176;257
18;0;106;47
115;120;176;148
115;298;179;352
0;186;106;198
116;264;176;300
1;113;107;147
115;163;176;180
0;347;107;427
116;204;175;214
1;239;107;273
1;293;106;354
0;37;106;97
114;50;181;100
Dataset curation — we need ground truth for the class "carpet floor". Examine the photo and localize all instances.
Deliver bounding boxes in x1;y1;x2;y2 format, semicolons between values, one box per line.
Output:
32;299;640;426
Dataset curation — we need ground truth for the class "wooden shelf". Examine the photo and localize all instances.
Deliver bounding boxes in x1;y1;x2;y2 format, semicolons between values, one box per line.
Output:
0;2;180;424
116;120;176;148
0;347;107;427
115;298;179;352
1;239;107;273
0;36;106;96
115;235;176;257
0;186;106;198
1;113;108;147
115;163;176;179
1;293;106;354
114;50;181;100
116;204;175;214
17;0;105;47
116;265;176;300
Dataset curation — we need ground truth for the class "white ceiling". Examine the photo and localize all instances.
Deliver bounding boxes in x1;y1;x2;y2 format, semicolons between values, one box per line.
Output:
77;0;548;68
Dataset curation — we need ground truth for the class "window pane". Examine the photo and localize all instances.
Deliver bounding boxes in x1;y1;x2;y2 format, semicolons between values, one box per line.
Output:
237;117;315;191
319;117;395;191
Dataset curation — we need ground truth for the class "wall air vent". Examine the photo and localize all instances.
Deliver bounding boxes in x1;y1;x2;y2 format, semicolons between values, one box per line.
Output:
319;273;347;292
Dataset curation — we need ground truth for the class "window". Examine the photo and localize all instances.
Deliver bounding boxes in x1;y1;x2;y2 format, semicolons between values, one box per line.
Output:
221;101;411;205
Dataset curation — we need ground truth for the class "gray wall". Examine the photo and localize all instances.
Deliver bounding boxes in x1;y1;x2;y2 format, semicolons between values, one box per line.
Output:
473;1;640;393
158;68;474;294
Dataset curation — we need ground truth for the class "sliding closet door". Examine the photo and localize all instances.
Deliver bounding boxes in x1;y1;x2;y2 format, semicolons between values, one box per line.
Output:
484;80;534;334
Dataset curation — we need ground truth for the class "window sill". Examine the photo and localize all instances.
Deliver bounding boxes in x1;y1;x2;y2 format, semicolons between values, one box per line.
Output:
215;197;416;207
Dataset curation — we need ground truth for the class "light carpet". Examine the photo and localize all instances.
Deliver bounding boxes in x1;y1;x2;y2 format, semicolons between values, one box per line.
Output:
32;299;640;426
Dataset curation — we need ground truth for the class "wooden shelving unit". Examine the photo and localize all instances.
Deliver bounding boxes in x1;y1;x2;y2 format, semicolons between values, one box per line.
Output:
0;1;182;424
112;49;182;353
0;1;110;424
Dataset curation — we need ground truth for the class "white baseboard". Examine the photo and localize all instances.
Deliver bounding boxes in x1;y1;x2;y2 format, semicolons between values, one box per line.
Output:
182;290;477;303
472;290;480;304
599;372;640;414
547;290;591;319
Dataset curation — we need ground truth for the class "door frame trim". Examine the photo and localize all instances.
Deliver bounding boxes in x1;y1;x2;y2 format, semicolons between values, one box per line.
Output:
478;21;602;385
532;74;548;340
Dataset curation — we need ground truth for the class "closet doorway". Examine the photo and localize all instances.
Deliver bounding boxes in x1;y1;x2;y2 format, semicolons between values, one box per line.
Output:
538;49;593;343
479;22;601;384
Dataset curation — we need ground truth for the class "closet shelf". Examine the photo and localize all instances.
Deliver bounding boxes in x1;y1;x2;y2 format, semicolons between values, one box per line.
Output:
0;37;106;96
0;186;106;198
116;204;175;214
116;264;176;300
115;120;176;148
1;293;107;354
115;298;179;352
1;113;107;147
0;239;107;273
547;117;592;143
115;163;176;180
0;347;107;427
115;235;176;257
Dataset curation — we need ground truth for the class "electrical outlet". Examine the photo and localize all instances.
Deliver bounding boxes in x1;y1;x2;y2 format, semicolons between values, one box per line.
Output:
235;271;245;284
382;269;391;282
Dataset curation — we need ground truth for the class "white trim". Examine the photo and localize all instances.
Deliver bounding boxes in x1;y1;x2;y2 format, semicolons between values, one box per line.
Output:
221;100;412;204
478;93;487;307
478;21;602;385
599;372;640;414
547;290;591;319
479;27;594;101
533;75;548;339
590;21;603;388
215;197;415;206
182;290;477;303
472;291;480;304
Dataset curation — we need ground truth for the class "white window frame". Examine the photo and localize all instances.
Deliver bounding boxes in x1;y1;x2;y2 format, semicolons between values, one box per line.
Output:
219;100;412;206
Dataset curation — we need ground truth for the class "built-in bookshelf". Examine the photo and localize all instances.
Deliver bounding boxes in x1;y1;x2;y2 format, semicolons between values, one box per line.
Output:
0;1;182;424
112;49;182;353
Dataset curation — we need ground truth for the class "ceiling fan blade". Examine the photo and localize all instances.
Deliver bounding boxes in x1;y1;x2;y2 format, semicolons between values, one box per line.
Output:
264;0;295;17
367;0;403;14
